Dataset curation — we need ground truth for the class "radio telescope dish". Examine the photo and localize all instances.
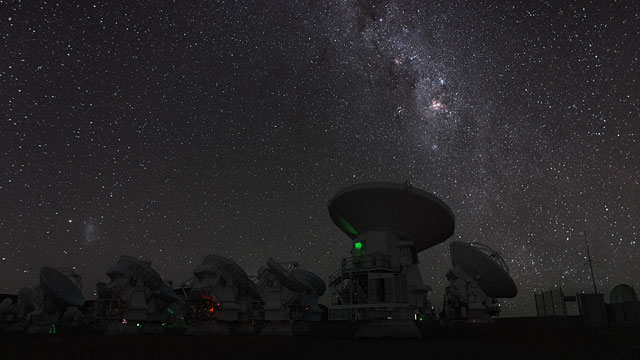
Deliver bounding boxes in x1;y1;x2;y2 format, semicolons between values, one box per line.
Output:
117;255;163;291
106;263;128;279
610;284;638;303
328;182;455;252
39;267;85;307
291;268;326;296
266;258;310;293
450;241;517;298
198;255;259;297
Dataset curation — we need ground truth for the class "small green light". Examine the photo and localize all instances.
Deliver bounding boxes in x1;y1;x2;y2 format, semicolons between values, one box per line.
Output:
166;308;175;315
48;324;56;334
136;323;141;328
161;322;167;326
354;242;363;250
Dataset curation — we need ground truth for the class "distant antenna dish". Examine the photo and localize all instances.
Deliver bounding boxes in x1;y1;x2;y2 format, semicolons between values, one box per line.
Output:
266;258;310;293
17;287;36;311
450;241;517;298
291;268;326;296
18;287;35;303
328;182;455;252
610;284;638;303
56;267;83;289
39;267;85;307
117;255;163;291
198;255;260;298
106;263;128;279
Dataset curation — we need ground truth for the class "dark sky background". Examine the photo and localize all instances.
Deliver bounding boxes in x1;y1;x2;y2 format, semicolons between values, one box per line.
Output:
2;1;639;316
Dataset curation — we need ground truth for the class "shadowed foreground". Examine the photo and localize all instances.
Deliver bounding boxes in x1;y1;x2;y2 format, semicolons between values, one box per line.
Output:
2;323;640;360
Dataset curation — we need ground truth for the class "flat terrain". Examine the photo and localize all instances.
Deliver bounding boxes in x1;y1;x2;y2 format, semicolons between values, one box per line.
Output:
1;322;639;360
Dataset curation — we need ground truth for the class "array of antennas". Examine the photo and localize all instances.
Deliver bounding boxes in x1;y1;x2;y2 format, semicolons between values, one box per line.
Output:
0;253;327;335
88;255;326;335
0;267;86;333
0;181;528;337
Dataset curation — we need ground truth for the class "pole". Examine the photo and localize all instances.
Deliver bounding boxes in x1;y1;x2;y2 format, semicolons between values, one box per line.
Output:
584;231;598;294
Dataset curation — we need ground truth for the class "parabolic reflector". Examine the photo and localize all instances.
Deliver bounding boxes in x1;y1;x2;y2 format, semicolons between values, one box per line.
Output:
328;182;455;252
450;241;517;298
266;258;310;293
199;255;260;298
39;266;85;307
291;268;326;296
117;255;163;291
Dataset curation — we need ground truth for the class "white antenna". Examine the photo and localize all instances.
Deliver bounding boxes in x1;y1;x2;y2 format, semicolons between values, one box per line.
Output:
450;242;517;298
40;267;85;307
443;241;517;324
266;258;310;293
326;182;455;338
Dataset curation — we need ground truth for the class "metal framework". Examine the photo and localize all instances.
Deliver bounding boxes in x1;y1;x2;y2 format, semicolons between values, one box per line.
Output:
328;254;411;321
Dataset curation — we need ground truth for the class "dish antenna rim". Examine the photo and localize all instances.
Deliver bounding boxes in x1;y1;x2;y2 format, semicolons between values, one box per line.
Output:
328;182;455;252
39;266;85;307
449;241;517;298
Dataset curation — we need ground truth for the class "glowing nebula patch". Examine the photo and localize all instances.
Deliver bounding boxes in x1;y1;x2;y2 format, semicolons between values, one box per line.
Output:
429;99;449;112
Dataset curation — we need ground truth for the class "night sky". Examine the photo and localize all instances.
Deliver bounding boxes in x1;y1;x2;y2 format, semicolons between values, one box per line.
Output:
2;1;639;316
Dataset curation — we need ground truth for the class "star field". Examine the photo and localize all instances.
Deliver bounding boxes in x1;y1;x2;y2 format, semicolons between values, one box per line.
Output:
1;1;639;316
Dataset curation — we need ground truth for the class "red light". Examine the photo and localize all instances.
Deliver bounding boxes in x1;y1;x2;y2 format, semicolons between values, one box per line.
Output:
198;294;222;318
121;318;128;324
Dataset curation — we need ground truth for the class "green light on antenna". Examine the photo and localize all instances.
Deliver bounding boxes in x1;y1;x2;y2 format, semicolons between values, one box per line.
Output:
162;322;167;327
136;323;141;328
166;308;175;315
354;242;363;250
339;217;358;235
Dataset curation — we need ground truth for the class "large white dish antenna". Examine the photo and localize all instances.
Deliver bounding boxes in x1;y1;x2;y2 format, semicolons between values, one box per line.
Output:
266;258;310;293
610;284;638;303
291;268;326;296
39;266;85;307
198;255;260;298
117;255;163;290
328;182;455;252
450;241;517;298
106;263;128;279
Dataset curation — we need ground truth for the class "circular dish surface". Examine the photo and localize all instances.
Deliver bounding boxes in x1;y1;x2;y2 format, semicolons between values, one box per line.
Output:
328;182;455;252
450;241;517;298
118;255;164;291
266;258;310;293
40;266;85;307
199;254;260;298
291;268;326;296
